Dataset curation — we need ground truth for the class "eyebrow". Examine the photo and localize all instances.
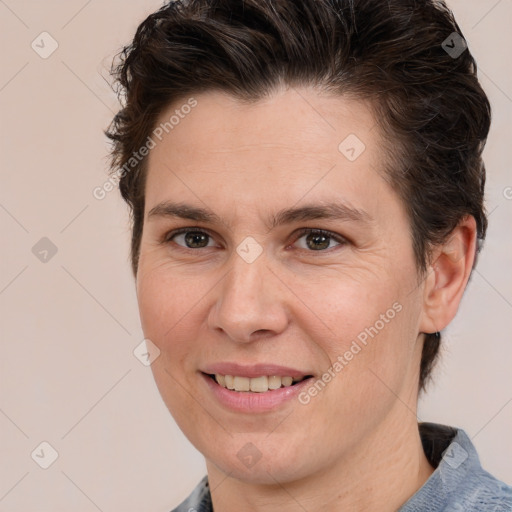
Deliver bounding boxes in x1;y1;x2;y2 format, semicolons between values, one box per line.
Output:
147;200;372;230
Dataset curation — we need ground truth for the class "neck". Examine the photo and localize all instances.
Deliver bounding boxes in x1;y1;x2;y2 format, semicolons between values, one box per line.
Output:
206;410;434;512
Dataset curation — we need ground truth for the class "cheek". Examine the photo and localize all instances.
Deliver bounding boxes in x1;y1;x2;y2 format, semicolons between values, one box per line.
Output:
137;259;201;335
298;267;407;351
136;267;207;422
302;267;421;397
136;263;203;381
296;297;420;453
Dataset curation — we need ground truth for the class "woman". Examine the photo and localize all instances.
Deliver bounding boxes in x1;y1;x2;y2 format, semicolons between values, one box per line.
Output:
105;0;512;510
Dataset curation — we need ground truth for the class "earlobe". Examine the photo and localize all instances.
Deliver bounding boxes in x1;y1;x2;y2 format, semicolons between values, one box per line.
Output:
419;216;477;334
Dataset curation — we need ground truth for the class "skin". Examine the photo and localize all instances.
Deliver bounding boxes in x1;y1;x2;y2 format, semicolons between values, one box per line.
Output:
136;87;477;511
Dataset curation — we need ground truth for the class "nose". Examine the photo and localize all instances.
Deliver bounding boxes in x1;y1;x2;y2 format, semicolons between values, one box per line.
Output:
208;251;289;344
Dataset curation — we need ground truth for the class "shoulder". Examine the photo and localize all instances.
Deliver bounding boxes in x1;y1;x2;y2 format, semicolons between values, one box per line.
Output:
461;469;512;511
400;423;512;511
437;427;512;511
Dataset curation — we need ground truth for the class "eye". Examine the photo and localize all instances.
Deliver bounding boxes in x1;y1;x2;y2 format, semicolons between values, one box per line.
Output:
162;227;348;253
164;227;217;250
291;228;347;252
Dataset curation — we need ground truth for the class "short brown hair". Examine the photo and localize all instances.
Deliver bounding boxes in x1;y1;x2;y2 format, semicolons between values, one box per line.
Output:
105;0;491;392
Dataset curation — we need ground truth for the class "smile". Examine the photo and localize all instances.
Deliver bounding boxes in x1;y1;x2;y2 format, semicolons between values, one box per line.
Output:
209;374;311;393
201;370;315;412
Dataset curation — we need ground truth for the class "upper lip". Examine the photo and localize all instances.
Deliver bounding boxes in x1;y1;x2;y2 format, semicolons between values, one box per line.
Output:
201;363;313;379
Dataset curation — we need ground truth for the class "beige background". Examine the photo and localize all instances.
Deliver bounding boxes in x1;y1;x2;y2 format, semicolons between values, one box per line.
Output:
1;1;511;510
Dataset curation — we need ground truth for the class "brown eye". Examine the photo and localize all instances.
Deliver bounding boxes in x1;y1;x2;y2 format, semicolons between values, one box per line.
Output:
165;228;216;249
293;229;347;252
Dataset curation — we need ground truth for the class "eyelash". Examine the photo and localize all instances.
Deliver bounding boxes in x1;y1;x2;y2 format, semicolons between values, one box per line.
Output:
162;226;348;253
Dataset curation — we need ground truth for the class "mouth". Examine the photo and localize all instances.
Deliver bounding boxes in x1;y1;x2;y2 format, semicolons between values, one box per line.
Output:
203;372;314;393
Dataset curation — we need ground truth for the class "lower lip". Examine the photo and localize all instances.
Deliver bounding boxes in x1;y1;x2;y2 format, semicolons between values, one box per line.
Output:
200;372;313;413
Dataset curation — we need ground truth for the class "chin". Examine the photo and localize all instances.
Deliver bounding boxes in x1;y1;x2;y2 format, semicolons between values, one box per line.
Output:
209;452;313;485
202;433;323;485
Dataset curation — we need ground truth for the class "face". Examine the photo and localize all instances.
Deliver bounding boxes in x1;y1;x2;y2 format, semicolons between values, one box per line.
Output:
136;87;427;484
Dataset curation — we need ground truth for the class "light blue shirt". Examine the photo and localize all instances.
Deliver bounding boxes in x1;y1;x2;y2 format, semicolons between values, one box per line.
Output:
171;423;512;511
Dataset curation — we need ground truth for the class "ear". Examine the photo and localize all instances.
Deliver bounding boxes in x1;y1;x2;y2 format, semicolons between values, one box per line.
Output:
419;215;477;334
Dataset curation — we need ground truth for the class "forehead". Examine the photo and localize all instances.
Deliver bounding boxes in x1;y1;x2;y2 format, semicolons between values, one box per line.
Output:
144;87;395;225
149;87;379;163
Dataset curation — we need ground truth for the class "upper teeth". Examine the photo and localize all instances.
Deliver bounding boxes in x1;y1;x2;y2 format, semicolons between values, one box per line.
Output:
215;374;302;392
